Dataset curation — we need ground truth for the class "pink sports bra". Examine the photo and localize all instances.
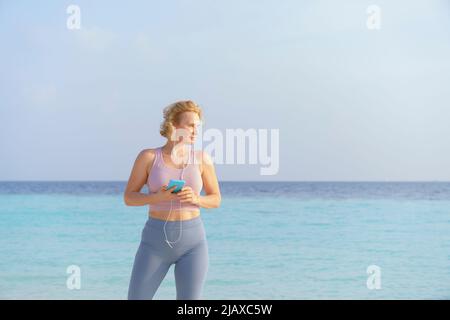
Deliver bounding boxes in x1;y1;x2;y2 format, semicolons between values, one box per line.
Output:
147;146;203;212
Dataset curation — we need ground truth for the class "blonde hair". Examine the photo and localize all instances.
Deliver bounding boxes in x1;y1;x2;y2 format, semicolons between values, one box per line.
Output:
159;100;203;139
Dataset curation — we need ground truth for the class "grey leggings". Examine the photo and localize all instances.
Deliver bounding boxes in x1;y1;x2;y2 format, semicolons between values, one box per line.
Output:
127;215;208;300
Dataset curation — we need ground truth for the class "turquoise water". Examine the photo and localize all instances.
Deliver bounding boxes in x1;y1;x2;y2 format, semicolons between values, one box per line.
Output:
0;182;449;299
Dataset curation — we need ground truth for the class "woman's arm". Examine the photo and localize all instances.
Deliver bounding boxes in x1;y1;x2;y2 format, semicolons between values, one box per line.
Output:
197;151;221;209
123;150;158;206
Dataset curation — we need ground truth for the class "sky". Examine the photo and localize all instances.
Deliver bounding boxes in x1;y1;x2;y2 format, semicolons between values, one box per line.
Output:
1;0;449;181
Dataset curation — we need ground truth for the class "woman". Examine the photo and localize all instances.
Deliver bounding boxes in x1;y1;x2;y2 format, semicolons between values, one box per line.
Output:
124;100;221;300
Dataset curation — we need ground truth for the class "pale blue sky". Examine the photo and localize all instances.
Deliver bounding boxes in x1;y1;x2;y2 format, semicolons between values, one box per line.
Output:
1;0;449;181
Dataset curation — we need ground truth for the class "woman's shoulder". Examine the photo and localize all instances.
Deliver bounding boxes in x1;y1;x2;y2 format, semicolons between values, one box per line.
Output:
137;148;159;159
193;150;213;176
137;148;159;175
194;149;213;165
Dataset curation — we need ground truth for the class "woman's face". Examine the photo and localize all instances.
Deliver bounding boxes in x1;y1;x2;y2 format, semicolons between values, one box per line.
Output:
174;111;201;144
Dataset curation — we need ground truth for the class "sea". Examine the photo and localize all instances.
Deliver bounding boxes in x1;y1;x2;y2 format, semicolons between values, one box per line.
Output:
0;181;449;299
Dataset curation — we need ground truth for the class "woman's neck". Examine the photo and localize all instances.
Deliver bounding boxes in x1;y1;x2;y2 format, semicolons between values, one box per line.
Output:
161;141;191;157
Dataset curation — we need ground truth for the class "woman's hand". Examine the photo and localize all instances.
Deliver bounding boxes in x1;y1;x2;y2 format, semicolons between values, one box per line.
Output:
176;186;200;206
154;185;179;203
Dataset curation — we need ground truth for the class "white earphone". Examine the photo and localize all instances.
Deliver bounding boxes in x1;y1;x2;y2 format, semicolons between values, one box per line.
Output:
163;143;194;248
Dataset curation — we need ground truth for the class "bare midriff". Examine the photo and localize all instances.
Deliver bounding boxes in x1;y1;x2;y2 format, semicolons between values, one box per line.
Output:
149;210;200;221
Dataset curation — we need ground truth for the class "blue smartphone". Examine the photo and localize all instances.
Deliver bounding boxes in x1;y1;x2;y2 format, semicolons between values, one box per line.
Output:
167;179;185;193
